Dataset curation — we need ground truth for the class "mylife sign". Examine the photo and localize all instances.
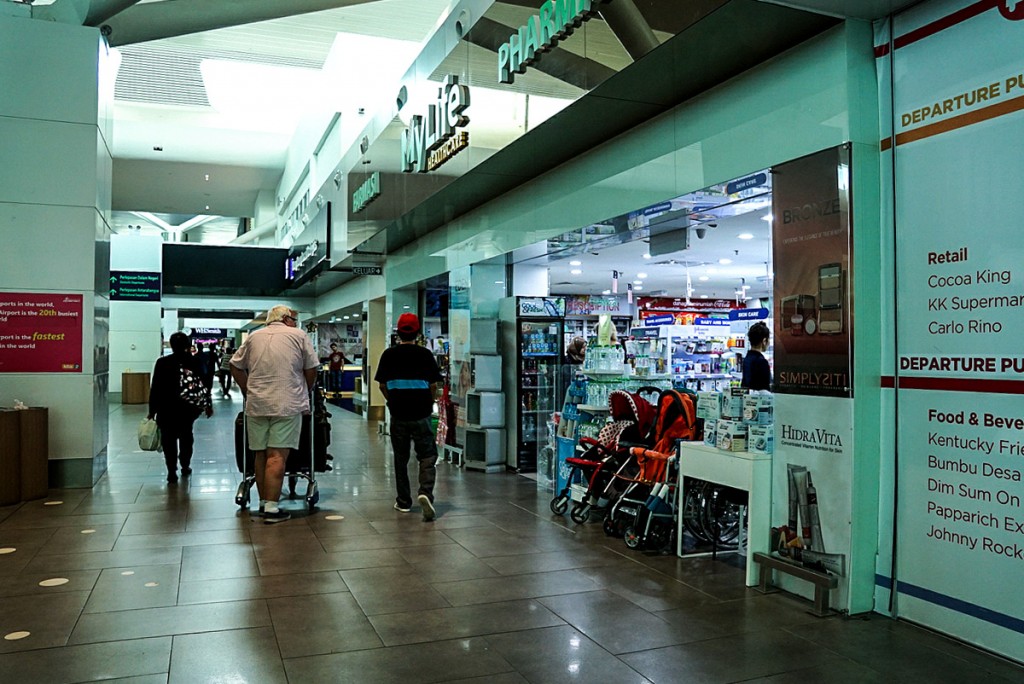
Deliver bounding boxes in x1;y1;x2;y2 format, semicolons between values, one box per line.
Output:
498;0;609;84
400;75;470;173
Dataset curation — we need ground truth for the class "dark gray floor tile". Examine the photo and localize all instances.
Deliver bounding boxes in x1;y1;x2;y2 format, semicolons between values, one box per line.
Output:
83;564;180;613
94;675;168;684
745;657;889;683
0;510;128;529
657;592;819;637
340;565;449;615
113;528;250;551
178;570;349;604
442;527;566;557
283;636;513;683
34;523;122;555
0;591;90;653
575;561;717;611
23;547;184;573
169;627;286;684
409;555;503;583
433;569;600;607
180;542;258;581
0;526;58;547
620;628;839;683
486;625;653;684
268;591;383;657
0;568;100;598
539;590;702;654
0;636;170;683
318;529;454;553
0;546;36;576
68;599;271;644
482;547;623;576
444;675;529;684
257;548;409;575
369;598;565;646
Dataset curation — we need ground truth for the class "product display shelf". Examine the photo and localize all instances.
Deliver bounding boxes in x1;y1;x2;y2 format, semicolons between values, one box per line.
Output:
676;441;772;587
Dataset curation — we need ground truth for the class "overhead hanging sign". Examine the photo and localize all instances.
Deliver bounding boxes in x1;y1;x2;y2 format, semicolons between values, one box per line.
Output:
0;293;83;373
498;0;611;84
401;75;470;173
730;307;770;321
109;271;161;301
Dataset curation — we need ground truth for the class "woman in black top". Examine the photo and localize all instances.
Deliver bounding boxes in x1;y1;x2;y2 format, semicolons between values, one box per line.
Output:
741;321;772;391
148;332;213;482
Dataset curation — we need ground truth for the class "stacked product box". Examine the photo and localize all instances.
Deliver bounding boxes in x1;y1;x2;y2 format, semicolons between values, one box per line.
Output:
696;392;721;421
703;419;718;447
716;419;747;452
742;391;774;454
721;386;746;421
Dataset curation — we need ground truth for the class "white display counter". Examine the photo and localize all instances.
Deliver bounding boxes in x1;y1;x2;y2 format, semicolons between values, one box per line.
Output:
676;441;772;586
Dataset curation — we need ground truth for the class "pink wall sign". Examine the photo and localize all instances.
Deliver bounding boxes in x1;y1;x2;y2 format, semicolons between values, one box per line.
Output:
0;293;84;372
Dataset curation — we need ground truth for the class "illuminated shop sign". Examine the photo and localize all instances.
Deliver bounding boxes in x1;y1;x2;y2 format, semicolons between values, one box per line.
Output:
498;0;610;84
400;75;471;173
352;172;380;213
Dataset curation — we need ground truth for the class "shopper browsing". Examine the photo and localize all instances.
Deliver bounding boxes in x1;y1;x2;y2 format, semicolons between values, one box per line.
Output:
741;321;772;391
230;305;319;523
374;313;443;521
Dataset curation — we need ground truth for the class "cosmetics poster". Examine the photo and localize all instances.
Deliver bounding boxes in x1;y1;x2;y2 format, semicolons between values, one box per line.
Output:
771;147;853;397
0;293;83;373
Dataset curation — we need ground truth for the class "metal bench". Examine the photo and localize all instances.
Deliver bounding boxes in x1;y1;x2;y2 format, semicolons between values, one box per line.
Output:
752;552;838;617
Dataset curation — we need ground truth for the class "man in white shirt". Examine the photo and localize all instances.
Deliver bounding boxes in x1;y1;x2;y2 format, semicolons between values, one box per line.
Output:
230;305;319;523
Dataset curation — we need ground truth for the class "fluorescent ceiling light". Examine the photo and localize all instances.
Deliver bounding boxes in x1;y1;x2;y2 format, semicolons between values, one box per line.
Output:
569;260;582;266
602;290;611;295
719;258;733;265
634;285;644;291
701;295;708;299
738;233;754;240
637;272;648;279
762;214;773;222
633;280;643;284
343;316;350;320
699;276;709;281
570;269;582;275
403;305;411;309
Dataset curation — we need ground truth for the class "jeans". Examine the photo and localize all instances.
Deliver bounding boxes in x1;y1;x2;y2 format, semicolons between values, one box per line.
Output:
389;417;437;507
158;411;198;474
330;369;342;391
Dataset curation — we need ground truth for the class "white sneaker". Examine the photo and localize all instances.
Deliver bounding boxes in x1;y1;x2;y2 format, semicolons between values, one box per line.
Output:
418;494;435;522
394;502;411;512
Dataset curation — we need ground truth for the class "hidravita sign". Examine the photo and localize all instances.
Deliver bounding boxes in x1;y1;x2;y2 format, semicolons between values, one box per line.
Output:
400;75;470;173
498;0;609;84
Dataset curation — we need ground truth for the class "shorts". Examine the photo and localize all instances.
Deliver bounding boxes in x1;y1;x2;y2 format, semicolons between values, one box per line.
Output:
246;415;302;451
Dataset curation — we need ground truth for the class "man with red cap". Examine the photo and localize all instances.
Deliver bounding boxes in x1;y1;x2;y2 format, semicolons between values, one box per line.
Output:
374;312;443;520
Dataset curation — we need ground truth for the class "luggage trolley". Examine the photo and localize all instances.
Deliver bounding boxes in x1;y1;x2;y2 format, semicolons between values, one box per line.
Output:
233;386;331;512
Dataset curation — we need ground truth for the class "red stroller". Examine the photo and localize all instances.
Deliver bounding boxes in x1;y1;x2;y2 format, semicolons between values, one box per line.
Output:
604;389;700;549
550;390;656;524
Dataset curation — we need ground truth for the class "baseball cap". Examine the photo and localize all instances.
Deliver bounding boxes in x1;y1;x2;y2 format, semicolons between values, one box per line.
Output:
397;312;420;334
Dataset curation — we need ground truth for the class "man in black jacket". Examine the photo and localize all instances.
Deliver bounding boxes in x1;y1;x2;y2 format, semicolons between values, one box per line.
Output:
148;332;213;483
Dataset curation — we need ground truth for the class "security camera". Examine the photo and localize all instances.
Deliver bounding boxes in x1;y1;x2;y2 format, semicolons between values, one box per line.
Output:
695;228;706;239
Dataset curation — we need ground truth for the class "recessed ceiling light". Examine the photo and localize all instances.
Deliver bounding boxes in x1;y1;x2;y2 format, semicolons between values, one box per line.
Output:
494;280;503;284
570;269;582;275
569;260;582;266
719;258;732;265
634;285;644;291
403;305;410;309
601;290;611;295
699;276;709;281
633;280;642;284
701;295;708;299
637;272;648;279
642;253;651;260
738;233;754;240
204;174;210;181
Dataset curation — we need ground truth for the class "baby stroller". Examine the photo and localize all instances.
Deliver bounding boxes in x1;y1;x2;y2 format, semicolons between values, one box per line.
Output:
604;389;699;550
550;390;656;523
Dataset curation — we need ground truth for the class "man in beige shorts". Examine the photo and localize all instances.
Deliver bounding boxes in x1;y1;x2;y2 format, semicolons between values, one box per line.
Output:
230;305;319;523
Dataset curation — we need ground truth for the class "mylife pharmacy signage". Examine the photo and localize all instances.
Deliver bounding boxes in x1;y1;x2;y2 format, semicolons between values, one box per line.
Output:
400;75;470;173
498;0;609;84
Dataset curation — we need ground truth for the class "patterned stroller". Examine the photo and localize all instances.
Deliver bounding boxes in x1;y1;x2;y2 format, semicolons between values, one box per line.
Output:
604;389;700;550
550;390;656;524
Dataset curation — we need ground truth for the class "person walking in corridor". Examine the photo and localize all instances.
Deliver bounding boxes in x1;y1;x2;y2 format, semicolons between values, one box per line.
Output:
230;305;319;523
148;332;213;483
375;313;442;521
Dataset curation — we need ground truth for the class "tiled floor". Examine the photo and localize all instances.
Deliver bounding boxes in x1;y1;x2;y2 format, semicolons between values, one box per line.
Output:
1;394;1022;683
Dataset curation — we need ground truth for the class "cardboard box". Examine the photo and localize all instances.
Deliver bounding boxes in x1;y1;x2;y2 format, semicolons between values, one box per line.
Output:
703;419;718;447
696;392;721;421
721;387;746;420
749;425;774;454
742;393;774;425
716;420;747;452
